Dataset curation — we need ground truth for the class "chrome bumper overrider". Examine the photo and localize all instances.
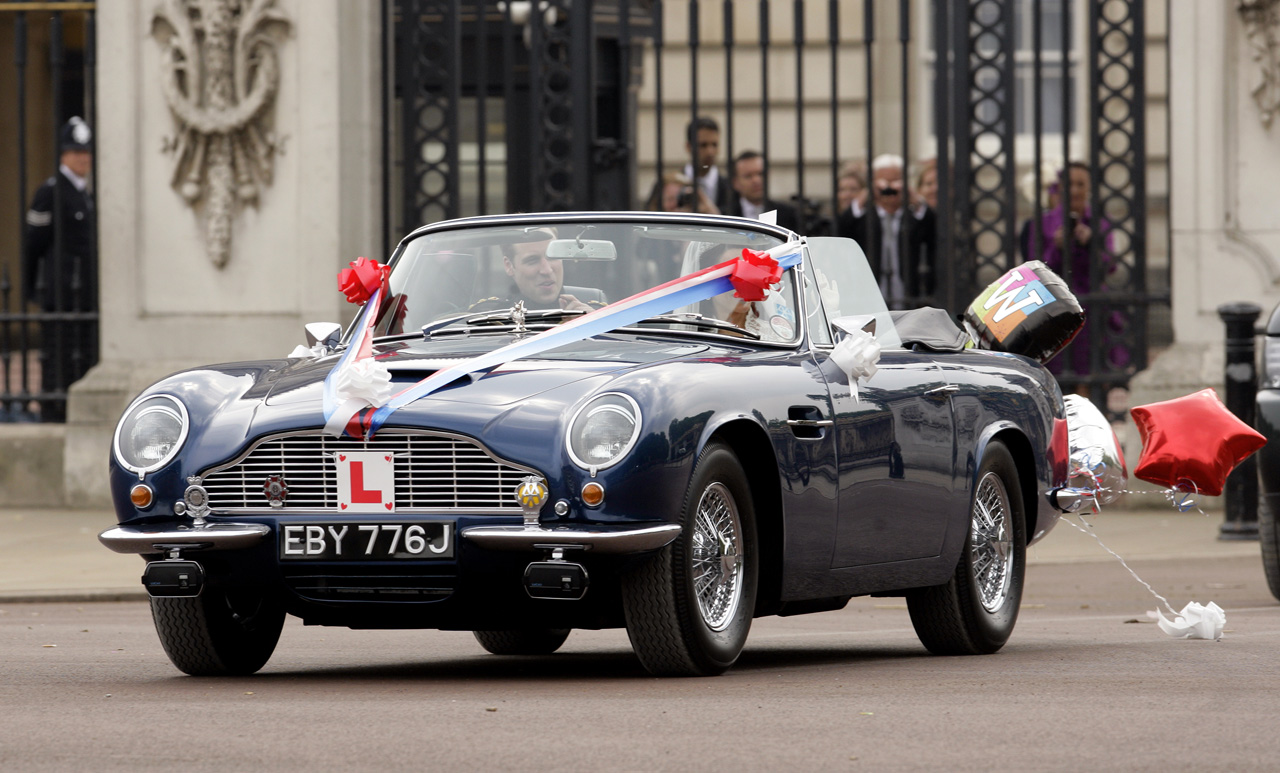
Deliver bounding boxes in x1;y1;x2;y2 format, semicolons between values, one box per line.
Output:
99;523;270;554
461;523;681;553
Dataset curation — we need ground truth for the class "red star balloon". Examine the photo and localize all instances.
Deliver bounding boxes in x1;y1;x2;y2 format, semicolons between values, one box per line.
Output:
1130;388;1266;497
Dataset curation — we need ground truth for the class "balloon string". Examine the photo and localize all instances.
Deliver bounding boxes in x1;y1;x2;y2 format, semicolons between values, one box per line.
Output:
1059;513;1180;618
1112;488;1205;515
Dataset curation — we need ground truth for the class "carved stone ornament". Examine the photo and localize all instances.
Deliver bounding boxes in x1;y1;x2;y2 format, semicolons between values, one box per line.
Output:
152;0;290;268
1239;0;1280;128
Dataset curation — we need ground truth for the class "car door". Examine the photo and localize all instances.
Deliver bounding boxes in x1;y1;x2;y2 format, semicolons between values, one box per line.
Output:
802;237;957;568
817;351;957;567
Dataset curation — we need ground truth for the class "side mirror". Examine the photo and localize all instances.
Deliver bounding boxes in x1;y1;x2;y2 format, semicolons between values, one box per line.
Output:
831;314;877;338
304;321;342;351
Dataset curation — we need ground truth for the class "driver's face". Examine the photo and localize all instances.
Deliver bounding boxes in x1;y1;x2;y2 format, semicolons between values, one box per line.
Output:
504;240;563;305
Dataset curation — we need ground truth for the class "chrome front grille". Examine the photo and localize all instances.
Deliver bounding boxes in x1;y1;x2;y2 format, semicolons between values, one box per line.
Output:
201;430;537;513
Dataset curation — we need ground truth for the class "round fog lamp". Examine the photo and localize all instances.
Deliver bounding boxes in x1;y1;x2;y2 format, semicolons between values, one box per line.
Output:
130;484;154;508
581;481;605;507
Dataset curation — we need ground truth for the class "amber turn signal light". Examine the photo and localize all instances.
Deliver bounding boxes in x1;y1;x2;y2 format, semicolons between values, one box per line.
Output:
581;481;605;507
130;484;154;509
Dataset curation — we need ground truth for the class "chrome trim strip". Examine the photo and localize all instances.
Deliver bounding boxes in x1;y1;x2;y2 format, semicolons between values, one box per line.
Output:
461;523;681;554
99;523;270;554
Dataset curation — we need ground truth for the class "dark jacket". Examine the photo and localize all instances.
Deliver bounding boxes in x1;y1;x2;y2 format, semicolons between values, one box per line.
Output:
725;195;803;234
23;169;96;311
836;203;937;306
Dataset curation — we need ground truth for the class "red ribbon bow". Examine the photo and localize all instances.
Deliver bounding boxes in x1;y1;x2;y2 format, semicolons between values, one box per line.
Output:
337;257;391;305
729;248;784;302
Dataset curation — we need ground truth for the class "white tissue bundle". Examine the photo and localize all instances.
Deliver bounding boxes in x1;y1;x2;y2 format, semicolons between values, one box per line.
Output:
1154;601;1225;640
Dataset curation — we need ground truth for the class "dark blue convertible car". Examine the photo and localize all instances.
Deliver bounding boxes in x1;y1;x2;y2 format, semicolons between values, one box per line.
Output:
101;212;1071;676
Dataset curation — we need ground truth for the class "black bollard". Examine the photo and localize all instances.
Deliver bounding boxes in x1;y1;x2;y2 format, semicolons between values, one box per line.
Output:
1218;302;1262;540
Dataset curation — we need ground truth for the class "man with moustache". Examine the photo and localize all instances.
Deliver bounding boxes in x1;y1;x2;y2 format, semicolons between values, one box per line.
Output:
836;153;937;309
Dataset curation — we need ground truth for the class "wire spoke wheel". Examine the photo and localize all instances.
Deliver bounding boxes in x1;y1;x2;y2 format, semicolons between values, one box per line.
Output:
690;482;744;632
621;441;757;676
906;440;1026;656
970;471;1014;613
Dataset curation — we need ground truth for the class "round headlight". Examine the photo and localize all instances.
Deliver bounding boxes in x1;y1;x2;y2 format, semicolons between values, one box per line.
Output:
567;393;641;470
113;394;189;475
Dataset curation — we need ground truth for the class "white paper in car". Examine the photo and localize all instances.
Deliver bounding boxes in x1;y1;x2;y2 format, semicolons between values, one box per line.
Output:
758;210;778;225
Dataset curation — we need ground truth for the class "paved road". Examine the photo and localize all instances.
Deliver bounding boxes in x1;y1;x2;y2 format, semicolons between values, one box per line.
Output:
2;553;1277;772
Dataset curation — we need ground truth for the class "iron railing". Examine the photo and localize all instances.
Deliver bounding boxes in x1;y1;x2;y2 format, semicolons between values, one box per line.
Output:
1;0;98;423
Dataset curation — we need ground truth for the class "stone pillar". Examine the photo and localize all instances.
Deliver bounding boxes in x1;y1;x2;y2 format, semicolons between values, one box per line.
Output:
64;0;382;506
1125;2;1280;505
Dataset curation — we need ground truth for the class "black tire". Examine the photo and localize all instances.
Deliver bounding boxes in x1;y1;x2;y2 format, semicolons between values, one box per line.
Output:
472;628;571;655
906;440;1026;656
1260;498;1280;601
149;589;285;676
621;441;758;676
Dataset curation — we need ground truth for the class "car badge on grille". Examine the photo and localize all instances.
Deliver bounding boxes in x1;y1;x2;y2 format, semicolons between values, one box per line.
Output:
516;475;548;529
184;476;210;527
263;475;289;509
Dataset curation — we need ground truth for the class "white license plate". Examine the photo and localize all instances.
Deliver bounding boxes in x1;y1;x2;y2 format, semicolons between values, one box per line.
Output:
279;522;453;560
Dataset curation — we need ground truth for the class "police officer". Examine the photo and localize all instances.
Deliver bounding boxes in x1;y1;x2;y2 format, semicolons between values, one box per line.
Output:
23;116;97;421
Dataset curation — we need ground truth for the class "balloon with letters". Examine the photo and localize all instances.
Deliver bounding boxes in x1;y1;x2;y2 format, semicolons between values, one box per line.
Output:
963;260;1085;364
1130;388;1267;498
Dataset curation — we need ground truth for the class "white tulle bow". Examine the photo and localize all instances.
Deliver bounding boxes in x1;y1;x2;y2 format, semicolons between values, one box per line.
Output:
322;358;394;436
831;329;881;401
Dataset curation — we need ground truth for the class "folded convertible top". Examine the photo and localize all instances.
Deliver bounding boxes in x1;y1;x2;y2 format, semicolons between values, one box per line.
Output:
889;307;971;353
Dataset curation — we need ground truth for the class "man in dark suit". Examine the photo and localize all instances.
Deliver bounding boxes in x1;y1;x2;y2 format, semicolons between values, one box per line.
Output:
836;153;936;309
683;116;733;214
23;116;97;421
725;150;802;234
25;116;95;312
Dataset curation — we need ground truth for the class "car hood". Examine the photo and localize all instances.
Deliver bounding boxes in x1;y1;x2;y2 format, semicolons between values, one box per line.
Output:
260;334;715;408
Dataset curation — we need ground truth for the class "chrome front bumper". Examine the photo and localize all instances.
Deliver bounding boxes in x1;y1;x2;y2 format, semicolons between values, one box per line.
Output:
99;523;270;554
100;521;680;556
461;523;681;554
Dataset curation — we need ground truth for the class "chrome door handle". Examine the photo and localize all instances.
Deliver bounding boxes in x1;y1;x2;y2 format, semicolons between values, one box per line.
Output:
786;419;834;427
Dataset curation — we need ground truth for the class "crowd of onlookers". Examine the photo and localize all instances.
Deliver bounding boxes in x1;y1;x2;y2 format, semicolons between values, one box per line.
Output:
641;116;1128;403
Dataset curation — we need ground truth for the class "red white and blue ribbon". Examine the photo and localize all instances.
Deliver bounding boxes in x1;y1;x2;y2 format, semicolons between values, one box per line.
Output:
322;284;389;438
324;243;802;439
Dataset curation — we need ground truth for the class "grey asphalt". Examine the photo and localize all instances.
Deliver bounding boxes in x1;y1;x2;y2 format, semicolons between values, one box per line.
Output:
0;503;1265;603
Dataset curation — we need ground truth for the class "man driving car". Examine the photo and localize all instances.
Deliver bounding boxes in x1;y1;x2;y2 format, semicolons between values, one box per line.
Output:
470;232;606;312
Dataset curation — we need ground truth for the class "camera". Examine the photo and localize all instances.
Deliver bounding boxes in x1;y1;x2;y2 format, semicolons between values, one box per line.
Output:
676;187;696;209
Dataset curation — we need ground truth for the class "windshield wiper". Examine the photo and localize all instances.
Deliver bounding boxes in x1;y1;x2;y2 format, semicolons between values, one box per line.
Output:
628;313;761;340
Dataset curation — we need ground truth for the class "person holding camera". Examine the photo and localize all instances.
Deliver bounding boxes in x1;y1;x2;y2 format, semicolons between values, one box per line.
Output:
836;153;937;309
1018;161;1126;390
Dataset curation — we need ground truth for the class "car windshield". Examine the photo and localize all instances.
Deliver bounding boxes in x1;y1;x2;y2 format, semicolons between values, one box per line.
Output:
372;217;800;341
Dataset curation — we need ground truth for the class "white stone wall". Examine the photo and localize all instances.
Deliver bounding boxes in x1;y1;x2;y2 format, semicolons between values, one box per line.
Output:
63;0;383;505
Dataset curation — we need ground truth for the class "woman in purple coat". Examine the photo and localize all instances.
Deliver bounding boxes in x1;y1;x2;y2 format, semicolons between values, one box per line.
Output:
1019;162;1129;391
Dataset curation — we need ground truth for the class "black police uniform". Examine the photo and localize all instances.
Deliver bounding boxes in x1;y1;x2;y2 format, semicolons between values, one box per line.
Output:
21;117;97;421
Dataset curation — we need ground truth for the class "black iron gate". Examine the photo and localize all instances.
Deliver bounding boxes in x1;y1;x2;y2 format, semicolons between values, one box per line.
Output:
385;0;1161;406
1;1;98;423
